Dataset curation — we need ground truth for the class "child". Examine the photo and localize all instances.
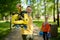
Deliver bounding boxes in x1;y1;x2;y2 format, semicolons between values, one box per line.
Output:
11;4;22;29
11;12;20;29
12;4;28;29
41;16;50;40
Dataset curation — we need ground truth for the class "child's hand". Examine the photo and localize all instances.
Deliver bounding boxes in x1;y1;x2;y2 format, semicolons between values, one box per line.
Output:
47;32;49;33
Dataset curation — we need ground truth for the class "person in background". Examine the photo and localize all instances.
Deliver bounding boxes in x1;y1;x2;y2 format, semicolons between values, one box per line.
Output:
41;16;50;40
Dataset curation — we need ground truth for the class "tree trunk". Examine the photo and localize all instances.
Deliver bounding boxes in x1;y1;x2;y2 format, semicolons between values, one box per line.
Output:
57;0;59;26
44;0;46;18
53;0;55;22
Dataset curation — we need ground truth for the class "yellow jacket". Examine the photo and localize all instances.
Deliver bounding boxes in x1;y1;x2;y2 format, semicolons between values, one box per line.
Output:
11;14;18;24
20;16;33;35
11;13;33;35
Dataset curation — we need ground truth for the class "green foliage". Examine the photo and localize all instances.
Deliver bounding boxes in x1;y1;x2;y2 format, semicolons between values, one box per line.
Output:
33;21;43;27
46;0;54;2
0;22;10;40
0;0;21;20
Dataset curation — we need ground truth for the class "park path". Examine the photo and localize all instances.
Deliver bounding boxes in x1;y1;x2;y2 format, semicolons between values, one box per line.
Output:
5;26;43;40
5;28;23;40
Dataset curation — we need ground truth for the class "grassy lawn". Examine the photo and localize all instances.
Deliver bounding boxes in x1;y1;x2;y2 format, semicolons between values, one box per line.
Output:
0;22;10;40
33;21;43;27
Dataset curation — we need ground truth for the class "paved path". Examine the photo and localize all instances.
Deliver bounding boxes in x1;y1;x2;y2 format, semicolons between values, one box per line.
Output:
5;26;43;40
5;29;22;40
33;26;43;40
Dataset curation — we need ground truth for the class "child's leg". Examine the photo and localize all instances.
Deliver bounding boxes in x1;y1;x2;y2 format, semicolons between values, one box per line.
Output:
14;24;20;29
16;25;20;28
46;33;48;40
45;32;48;40
43;32;45;40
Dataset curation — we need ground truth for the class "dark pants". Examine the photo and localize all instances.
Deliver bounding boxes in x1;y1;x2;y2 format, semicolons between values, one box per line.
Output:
43;32;48;40
22;35;33;40
22;35;27;40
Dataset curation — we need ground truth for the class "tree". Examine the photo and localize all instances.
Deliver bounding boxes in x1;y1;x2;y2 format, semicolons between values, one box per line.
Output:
0;0;21;20
57;0;59;26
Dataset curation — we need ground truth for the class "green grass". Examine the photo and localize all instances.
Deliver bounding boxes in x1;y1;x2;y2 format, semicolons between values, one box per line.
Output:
33;21;57;27
33;21;43;27
0;22;10;40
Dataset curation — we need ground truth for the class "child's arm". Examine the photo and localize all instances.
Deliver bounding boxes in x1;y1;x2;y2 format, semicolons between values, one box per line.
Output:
13;14;29;24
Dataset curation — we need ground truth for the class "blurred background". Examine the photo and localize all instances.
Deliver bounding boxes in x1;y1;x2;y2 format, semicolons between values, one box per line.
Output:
0;0;60;40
